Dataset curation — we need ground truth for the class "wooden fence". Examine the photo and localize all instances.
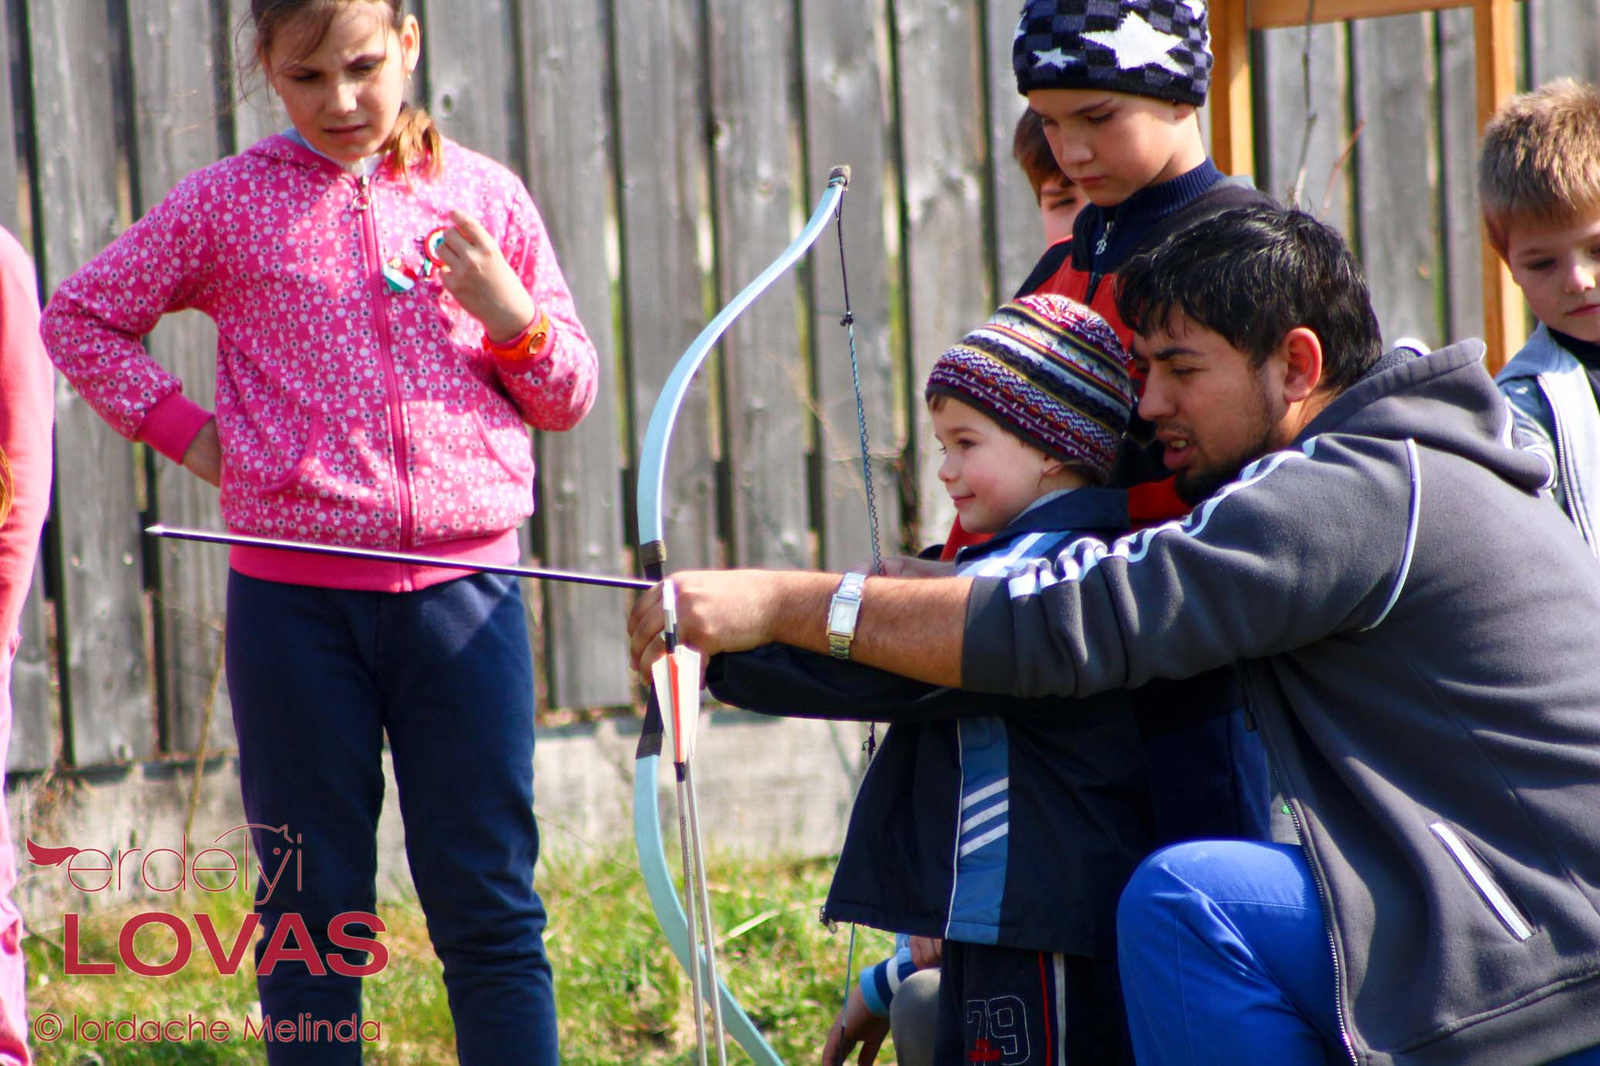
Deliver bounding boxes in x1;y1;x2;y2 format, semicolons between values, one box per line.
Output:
3;0;1597;774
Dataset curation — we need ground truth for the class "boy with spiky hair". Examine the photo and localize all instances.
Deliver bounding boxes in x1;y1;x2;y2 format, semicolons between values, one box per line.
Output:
1484;79;1600;552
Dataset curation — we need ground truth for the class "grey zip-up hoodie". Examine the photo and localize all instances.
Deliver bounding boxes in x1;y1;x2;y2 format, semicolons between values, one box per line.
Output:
962;340;1600;1065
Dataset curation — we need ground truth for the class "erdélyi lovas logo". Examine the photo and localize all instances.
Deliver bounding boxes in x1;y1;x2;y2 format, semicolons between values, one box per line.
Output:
26;823;387;978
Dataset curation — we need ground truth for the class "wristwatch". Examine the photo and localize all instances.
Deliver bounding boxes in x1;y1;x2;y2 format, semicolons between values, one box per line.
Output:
481;310;552;362
827;572;869;660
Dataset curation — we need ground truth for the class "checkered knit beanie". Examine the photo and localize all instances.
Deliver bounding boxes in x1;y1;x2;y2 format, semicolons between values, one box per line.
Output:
1013;0;1213;106
926;294;1132;483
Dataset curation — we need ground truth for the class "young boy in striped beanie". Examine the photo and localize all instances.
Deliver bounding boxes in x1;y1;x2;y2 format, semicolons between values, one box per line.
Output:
926;292;1133;534
713;294;1149;1065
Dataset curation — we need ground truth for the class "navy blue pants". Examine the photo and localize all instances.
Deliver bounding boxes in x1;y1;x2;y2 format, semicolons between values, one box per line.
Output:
934;942;1131;1065
226;570;555;1065
1117;840;1600;1065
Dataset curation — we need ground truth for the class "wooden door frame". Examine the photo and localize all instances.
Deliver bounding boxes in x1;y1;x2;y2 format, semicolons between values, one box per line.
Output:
1209;0;1520;370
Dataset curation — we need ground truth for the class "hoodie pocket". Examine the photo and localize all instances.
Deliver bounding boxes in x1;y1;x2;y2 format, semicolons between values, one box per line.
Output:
469;408;535;480
226;412;325;493
405;400;535;544
1428;821;1535;941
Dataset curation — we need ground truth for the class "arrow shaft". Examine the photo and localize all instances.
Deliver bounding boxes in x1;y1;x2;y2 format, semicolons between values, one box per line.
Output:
684;762;728;1066
146;525;650;591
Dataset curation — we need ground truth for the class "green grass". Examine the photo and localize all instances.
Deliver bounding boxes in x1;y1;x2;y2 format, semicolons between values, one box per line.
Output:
24;851;898;1064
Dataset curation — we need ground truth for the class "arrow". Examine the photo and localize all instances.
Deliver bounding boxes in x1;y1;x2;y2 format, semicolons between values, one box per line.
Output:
145;525;650;591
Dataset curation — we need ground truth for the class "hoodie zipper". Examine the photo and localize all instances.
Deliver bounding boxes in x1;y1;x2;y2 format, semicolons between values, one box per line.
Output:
1085;219;1115;304
1270;758;1359;1065
1542;377;1598;547
351;173;416;551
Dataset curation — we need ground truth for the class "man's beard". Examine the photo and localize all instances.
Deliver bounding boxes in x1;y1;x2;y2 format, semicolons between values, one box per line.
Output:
1171;386;1279;506
1175;458;1260;505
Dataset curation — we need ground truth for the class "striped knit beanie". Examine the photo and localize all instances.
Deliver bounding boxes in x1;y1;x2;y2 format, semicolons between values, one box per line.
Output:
926;294;1132;483
1013;0;1212;107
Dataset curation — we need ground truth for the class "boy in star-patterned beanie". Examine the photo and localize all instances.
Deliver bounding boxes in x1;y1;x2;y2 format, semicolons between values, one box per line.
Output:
1008;0;1268;327
1005;0;1271;526
1001;0;1280;970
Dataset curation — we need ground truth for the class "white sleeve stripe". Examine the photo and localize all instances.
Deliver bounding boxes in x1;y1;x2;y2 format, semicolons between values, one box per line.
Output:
1362;438;1421;631
1006;440;1321;600
961;777;1010;809
961;799;1009;833
963;532;1049;578
957;823;1009;857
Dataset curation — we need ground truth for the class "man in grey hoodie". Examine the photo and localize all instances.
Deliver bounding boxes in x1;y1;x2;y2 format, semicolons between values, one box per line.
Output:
629;204;1600;1065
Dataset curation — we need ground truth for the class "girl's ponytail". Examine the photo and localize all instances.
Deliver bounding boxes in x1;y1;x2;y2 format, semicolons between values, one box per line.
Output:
386;103;442;179
0;449;15;529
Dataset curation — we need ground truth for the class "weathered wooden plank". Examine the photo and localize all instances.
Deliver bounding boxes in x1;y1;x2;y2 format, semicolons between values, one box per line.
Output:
128;0;233;757
418;0;556;709
894;0;992;549
0;0;17;238
614;0;718;571
1210;0;1254;175
0;0;54;773
225;0;284;152
800;0;901;573
1350;13;1438;348
418;0;519;161
1259;23;1351;229
519;0;631;709
1475;0;1521;372
1437;6;1486;348
8;561;51;772
1527;0;1599;86
707;0;809;571
27;0;151;766
987;14;1044;300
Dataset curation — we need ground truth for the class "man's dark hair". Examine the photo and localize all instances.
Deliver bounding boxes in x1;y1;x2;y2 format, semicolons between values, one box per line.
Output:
1115;204;1384;393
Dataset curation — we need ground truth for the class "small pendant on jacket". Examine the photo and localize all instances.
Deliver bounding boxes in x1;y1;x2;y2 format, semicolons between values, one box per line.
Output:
423;227;449;269
382;256;420;293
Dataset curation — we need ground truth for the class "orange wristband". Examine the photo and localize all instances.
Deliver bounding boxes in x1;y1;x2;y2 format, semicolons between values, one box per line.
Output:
481;310;551;362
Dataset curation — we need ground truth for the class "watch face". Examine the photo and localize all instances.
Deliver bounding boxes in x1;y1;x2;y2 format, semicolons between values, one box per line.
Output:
829;602;856;632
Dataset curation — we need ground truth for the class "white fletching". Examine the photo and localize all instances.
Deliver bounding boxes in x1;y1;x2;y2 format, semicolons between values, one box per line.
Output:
651;648;704;765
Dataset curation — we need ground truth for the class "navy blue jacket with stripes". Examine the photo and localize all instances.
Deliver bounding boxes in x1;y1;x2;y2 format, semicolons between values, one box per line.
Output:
707;487;1152;961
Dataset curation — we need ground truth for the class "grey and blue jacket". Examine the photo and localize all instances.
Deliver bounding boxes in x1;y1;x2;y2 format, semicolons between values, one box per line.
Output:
1496;323;1600;554
708;487;1151;962
962;341;1600;1065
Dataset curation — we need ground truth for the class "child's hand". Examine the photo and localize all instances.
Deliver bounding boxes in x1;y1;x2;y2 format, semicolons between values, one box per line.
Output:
878;555;955;579
431;210;539;345
181;419;222;487
820;985;888;1066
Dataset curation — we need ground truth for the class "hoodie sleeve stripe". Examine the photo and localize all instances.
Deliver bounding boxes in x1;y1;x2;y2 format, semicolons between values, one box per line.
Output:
1363;438;1421;631
1005;441;1319;600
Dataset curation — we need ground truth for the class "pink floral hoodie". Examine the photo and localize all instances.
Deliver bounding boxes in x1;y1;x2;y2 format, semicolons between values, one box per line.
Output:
43;134;598;591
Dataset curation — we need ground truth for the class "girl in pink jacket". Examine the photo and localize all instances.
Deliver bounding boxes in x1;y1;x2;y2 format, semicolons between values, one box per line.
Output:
42;2;596;1062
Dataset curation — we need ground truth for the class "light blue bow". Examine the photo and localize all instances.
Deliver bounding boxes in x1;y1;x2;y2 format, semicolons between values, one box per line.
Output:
632;167;854;1066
